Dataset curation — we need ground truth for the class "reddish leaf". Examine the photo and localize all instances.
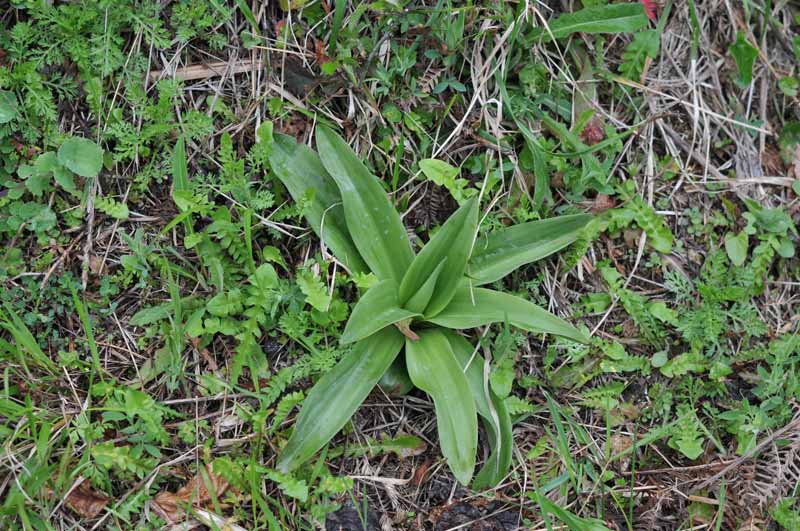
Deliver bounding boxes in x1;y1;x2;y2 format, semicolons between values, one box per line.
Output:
64;482;110;519
641;0;657;21
151;464;231;524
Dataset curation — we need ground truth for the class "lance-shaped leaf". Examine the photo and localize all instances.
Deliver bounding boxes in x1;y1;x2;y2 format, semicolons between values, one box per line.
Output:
316;126;413;283
276;327;405;472
469;214;591;285
527;3;649;42
341;280;420;344
427;286;589;344
399;197;478;317
405;329;478;485
378;356;414;396
404;258;446;314
444;330;513;489
270;134;368;273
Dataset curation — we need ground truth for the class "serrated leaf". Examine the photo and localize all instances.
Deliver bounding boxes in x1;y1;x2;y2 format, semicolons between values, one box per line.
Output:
428;286;588;344
269;133;368;273
406;329;477;485
528;3;649;42
296;269;330;312
399;197;478;317
341;280;420;344
419;159;478;204
469;214;592;285
206;290;243;317
276;327;405;472
0;91;19;124
444;331;513;489
315;126;413;283
57;137;104;178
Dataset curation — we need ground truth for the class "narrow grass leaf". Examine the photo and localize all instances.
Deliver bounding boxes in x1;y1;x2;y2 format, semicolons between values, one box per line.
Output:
428;286;589;344
341;280;420;344
270;133;368;273
405;329;477;485
469;214;592;285
0;304;58;374
399;197;478;316
444;331;512;489
315;126;413;283
276;327;405;472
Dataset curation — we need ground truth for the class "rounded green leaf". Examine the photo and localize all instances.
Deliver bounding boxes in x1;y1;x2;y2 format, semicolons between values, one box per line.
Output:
57;137;104;178
269;134;368;273
469;214;592;285
444;331;513;489
378;357;414;396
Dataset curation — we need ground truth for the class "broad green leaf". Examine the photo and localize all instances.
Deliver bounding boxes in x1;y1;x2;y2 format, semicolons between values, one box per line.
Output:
469;214;592;285
276;327;405;472
404;258;446;314
399;198;478;317
729;32;758;86
724;231;748;266
528;3;649;42
0;91;19;124
406;329;477;485
57;137;104;178
378;356;414;396
428;286;589;344
269;133;368;273
315;126;413;283
444;331;512;489
341;280;419;344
